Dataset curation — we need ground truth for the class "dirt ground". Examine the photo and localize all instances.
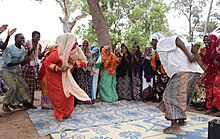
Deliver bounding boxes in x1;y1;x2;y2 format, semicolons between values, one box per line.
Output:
0;91;50;139
0;91;207;139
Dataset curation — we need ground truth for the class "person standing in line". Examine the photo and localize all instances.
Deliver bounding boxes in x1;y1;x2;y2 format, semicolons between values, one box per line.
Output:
141;47;154;101
1;33;32;112
151;32;203;134
116;43;132;100
99;45;119;102
21;31;45;108
130;43;142;101
90;46;100;101
75;40;94;104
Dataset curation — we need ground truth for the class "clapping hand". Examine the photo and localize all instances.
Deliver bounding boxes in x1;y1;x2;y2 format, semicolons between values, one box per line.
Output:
0;24;8;33
7;28;17;36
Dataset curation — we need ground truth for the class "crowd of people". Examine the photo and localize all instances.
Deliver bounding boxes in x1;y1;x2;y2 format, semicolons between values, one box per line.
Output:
1;23;220;134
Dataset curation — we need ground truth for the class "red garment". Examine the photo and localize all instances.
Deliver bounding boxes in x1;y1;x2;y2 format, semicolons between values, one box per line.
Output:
45;48;74;119
202;34;220;110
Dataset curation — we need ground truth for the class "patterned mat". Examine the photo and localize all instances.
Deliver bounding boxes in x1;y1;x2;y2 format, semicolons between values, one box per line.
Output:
27;100;162;136
50;112;217;139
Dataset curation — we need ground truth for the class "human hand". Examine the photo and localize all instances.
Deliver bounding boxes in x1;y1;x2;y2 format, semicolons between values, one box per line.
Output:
188;54;195;62
143;53;147;59
0;24;8;33
192;44;199;56
7;28;17;36
61;66;69;72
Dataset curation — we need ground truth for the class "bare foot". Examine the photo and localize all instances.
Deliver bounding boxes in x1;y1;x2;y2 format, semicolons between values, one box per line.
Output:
57;118;65;122
178;120;187;126
163;124;181;134
65;115;72;119
214;111;220;117
205;108;217;114
2;105;11;112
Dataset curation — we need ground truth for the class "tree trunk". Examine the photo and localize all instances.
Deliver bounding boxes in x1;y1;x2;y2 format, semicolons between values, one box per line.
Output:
204;0;213;36
87;0;111;47
188;3;193;42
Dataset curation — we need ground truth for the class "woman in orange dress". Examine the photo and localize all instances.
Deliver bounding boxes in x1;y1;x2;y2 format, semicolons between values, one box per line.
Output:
45;33;91;122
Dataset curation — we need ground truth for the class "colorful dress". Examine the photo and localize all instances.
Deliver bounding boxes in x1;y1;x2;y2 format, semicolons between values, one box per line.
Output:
150;51;169;102
99;45;119;102
202;34;220;111
39;51;53;109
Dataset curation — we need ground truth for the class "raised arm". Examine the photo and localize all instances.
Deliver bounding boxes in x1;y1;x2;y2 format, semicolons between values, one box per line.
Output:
0;28;17;51
176;37;194;62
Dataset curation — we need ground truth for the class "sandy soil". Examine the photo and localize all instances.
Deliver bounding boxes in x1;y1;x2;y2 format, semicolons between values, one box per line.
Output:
0;91;208;139
0;91;50;139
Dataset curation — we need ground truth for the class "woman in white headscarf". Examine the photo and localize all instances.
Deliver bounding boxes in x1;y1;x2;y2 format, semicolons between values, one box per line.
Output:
151;32;203;134
45;33;91;122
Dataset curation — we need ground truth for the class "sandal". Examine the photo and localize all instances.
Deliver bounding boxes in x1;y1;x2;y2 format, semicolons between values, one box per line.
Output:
2;105;11;112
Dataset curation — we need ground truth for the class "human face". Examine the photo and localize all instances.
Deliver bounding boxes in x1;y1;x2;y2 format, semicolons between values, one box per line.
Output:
121;46;127;53
145;47;150;54
105;47;111;55
132;45;138;53
32;34;40;43
15;34;25;45
203;36;212;47
82;40;89;48
151;39;157;50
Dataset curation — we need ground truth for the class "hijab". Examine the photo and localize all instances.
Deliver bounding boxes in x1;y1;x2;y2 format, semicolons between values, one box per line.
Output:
56;33;90;101
100;45;119;77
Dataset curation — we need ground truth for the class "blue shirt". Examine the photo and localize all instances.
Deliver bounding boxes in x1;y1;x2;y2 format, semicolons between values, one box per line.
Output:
2;44;26;72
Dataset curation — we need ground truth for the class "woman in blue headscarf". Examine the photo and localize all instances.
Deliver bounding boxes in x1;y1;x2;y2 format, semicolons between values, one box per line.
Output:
91;46;100;101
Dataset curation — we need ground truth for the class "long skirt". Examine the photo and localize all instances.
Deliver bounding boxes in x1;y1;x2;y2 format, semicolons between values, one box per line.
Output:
158;72;200;120
99;69;118;102
192;78;206;109
131;73;142;101
203;71;220;110
75;69;92;104
91;68;99;100
40;76;53;109
117;72;132;100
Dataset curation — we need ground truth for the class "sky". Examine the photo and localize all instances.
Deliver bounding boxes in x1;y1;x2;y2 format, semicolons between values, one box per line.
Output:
0;0;63;41
0;0;211;43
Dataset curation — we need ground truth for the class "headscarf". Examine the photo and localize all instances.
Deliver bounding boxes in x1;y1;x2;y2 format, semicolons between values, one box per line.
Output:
100;45;119;77
151;32;166;41
116;43;132;78
91;46;100;59
131;44;142;77
56;33;90;101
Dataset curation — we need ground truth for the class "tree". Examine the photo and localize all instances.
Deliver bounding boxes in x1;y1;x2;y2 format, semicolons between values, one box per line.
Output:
204;0;213;35
87;0;111;47
56;0;88;33
75;0;170;50
196;20;219;33
34;0;88;33
172;0;207;42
